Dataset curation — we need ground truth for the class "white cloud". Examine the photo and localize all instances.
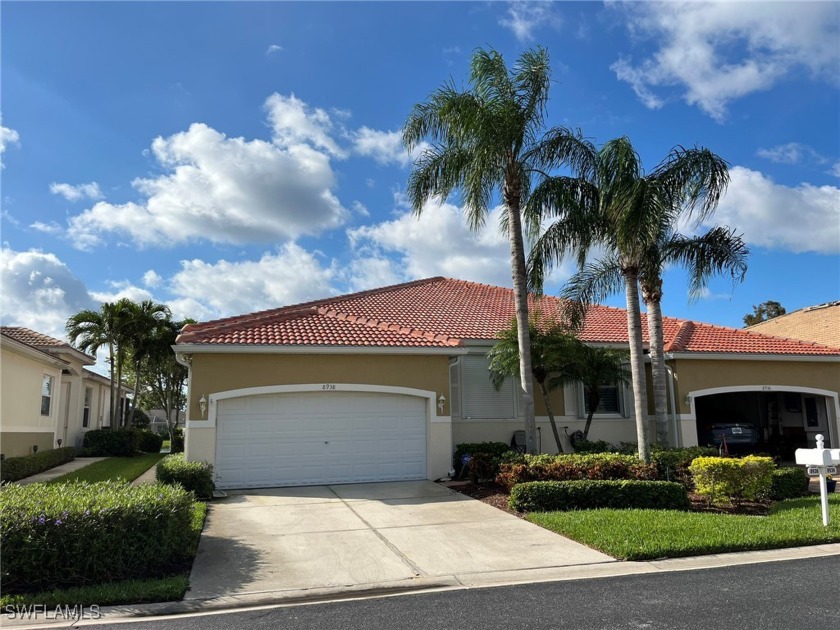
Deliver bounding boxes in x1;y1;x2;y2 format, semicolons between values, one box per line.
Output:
351;127;426;167
756;142;826;165
89;280;155;305
168;243;337;320
264;93;345;158
611;2;840;121
49;181;104;202
0;247;96;340
351;201;370;217
67;94;349;250
266;44;284;55
499;1;561;42
0;120;20;168
348;198;521;288
709;166;840;254
30;221;63;235
142;270;163;288
831;161;840;178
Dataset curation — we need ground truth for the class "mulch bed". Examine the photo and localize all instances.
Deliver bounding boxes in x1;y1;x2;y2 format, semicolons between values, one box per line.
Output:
440;480;783;517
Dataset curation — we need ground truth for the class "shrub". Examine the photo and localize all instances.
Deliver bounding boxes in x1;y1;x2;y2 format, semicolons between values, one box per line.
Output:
650;445;719;487
509;480;690;512
496;453;657;491
135;431;164;454
572;439;615;454
689;455;775;505
156;454;214;498
170;428;185;454
0;481;196;594
0;447;76;483
770;467;809;500
82;429;138;457
127;408;151;430
453;442;511;467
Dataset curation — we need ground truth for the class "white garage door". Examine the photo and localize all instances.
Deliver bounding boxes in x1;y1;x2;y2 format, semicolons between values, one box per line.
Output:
215;391;427;489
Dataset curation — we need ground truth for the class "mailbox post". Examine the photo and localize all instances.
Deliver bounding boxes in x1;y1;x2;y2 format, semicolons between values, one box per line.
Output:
795;434;840;526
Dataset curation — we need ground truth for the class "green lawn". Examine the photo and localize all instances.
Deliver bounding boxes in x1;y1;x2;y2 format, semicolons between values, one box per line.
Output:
48;453;166;484
527;494;840;560
162;439;171;450
0;502;206;607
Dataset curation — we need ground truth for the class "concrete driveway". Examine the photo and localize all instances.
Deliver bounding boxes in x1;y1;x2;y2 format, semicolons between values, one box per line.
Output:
186;481;613;603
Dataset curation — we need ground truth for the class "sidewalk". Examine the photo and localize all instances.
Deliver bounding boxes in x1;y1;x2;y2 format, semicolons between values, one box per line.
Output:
17;457;107;485
131;464;159;485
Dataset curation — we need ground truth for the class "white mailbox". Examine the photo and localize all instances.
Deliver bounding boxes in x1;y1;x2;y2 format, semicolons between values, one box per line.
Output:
795;434;839;526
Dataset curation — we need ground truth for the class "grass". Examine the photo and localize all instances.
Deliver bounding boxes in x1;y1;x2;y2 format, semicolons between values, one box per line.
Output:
0;502;207;607
527;494;840;560
48;452;166;484
162;439;171;450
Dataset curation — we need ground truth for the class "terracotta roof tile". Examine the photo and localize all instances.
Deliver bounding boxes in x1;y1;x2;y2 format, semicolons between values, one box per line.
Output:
175;277;840;356
1;327;95;362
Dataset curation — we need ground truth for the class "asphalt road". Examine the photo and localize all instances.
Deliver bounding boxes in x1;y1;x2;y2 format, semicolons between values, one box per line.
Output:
92;556;840;630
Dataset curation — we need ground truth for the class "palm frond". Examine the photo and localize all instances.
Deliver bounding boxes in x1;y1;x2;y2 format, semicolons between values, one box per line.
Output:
560;256;623;329
649;146;730;225
663;226;749;300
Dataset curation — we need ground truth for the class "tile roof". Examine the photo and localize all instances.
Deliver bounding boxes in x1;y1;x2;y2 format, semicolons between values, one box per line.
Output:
176;277;840;357
745;301;840;349
0;327;96;363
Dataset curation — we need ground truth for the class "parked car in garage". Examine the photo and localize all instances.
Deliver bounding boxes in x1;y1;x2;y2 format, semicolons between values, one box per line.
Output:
699;421;759;451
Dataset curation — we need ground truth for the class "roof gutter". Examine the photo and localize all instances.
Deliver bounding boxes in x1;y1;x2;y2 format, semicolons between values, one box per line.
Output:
665;352;840;363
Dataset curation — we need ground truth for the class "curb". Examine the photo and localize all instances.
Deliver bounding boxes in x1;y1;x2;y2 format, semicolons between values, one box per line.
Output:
5;544;839;628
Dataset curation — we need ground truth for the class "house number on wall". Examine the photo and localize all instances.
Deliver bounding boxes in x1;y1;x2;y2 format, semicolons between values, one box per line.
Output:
762;386;772;391
322;384;337;391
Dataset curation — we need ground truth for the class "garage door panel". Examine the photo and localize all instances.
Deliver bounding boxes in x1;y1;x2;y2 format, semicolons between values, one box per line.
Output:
215;392;427;489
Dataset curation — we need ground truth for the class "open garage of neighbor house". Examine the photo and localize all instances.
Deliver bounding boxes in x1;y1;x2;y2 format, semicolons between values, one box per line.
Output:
175;278;840;489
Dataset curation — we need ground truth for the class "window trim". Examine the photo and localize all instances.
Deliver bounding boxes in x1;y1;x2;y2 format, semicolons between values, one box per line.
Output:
82;387;92;428
41;374;54;417
578;381;626;419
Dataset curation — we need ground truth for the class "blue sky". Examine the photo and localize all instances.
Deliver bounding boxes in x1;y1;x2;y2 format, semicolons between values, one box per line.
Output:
2;1;839;344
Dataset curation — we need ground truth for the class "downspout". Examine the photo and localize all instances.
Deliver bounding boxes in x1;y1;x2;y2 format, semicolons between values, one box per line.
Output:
665;359;680;447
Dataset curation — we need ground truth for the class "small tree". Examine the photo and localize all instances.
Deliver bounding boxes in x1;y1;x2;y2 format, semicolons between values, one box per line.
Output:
573;345;630;440
743;301;786;326
488;316;579;453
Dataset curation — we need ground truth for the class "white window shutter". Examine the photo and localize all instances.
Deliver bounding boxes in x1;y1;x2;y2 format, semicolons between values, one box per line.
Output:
449;360;461;419
461;355;515;419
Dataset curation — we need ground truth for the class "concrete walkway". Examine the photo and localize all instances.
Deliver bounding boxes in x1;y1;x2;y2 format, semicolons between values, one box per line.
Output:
132;464;160;485
17;457;107;484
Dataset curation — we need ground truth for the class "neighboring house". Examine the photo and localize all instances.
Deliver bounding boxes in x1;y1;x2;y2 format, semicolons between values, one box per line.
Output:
0;327;129;458
746;301;840;349
174;278;840;490
147;409;181;435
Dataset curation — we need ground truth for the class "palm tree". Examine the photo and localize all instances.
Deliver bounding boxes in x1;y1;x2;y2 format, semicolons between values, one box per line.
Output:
66;302;123;427
560;226;748;445
487;315;580;452
572;344;631;441
402;47;592;454
123;300;171;422
527;137;730;462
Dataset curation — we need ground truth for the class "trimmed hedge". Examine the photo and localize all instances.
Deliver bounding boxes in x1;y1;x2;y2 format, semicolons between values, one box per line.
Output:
453;441;511;466
0;447;76;483
83;429;138;457
572;439;614;454
509;480;691;512
650;446;719;487
689;455;775;505
497;453;657;491
136;431;164;454
156;454;214;499
0;481;196;594
770;466;809;500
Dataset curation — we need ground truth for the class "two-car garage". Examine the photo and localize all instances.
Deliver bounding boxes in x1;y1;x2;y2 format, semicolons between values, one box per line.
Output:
213;390;428;489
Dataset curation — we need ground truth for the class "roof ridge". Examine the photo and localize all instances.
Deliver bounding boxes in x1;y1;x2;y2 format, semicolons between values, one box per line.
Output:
316;307;463;347
666;320;695;352
1;326;95;361
184;276;447;333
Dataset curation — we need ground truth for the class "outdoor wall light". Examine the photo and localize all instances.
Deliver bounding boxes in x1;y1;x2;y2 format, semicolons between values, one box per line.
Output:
57;439;62;448
684;395;692;407
199;395;207;418
438;393;446;413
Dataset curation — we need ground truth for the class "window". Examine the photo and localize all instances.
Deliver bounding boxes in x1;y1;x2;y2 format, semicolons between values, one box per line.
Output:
83;387;92;428
460;355;516;419
583;382;622;415
41;375;54;416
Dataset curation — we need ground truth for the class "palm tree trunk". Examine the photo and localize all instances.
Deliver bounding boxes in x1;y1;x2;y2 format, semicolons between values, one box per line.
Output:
643;284;669;446
115;350;125;427
582;390;600;440
622;267;651;462
129;359;141;425
537;381;564;453
108;344;116;428
505;195;537;454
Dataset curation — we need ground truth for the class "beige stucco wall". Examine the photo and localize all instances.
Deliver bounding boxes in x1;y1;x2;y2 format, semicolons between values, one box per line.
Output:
185;352;453;479
1;346;63;457
1;432;55;458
